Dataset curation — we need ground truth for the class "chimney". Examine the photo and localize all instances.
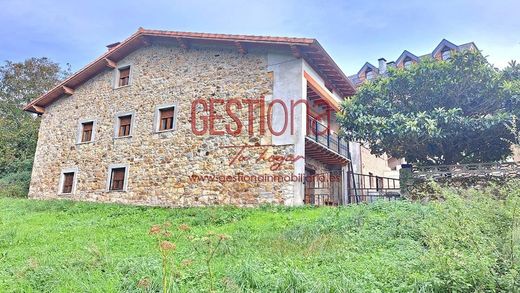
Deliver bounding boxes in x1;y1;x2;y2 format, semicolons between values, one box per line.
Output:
378;58;387;74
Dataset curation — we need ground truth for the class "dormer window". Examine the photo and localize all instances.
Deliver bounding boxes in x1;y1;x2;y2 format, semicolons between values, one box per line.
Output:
441;47;452;60
366;68;375;80
403;57;413;69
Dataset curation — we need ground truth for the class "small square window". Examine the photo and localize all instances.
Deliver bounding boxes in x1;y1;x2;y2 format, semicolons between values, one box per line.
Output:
110;167;126;191
118;115;132;137
81;121;94;142
62;172;75;194
118;67;130;87
159;107;175;131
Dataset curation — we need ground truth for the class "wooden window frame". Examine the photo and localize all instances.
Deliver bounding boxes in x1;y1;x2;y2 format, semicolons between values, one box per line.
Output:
154;103;178;133
118;66;130;87
114;64;132;89
58;167;78;195
76;119;96;144
114;111;135;138
106;164;129;192
81;122;94;142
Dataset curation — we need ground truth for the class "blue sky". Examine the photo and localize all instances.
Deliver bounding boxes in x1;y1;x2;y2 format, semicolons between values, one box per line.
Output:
1;0;518;74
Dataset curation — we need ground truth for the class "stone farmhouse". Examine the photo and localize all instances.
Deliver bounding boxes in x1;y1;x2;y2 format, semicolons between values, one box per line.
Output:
25;28;395;207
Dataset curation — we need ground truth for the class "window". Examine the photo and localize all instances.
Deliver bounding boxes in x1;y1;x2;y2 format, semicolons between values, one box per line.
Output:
441;48;451;60
62;172;75;194
109;167;126;191
366;68;375;80
59;167;78;195
160;107;174;131
118;115;132;137
403;57;413;69
155;104;177;132
81;121;94;142
118;67;130;87
154;104;177;133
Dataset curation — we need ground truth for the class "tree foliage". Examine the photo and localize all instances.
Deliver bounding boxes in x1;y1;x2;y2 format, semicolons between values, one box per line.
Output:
0;57;69;196
338;51;520;165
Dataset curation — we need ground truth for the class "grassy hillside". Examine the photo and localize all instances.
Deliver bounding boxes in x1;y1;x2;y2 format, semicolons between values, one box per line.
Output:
0;186;519;292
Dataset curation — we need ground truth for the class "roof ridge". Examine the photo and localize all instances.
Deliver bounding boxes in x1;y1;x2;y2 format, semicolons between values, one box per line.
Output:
140;28;316;43
25;28;355;112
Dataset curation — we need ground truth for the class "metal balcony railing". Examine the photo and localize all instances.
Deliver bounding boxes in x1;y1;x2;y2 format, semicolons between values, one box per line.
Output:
306;115;349;158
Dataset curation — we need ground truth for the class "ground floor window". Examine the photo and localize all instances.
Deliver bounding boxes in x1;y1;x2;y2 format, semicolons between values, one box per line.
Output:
108;165;128;191
59;167;78;195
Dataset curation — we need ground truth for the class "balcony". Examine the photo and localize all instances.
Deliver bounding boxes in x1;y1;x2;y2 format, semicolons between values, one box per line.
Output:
305;115;350;165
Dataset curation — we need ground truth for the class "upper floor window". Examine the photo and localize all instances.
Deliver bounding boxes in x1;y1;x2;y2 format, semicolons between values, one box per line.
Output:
155;104;177;132
115;113;133;138
403;57;413;69
118;66;130;87
441;48;452;60
81;121;94;142
366;68;375;80
160;108;174;131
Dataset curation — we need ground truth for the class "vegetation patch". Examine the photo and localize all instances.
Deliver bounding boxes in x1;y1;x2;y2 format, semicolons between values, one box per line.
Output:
1;183;519;292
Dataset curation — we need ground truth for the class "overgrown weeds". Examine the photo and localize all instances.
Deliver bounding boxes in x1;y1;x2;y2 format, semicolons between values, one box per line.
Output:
1;182;519;292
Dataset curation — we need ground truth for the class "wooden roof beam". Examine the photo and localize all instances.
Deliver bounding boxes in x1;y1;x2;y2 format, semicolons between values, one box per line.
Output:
32;105;45;114
141;36;152;47
176;37;189;50
304;71;340;112
235;41;247;54
62;86;74;95
104;58;116;69
290;45;301;58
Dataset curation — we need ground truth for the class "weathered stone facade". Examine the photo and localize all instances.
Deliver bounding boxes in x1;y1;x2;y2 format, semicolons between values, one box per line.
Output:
29;44;295;206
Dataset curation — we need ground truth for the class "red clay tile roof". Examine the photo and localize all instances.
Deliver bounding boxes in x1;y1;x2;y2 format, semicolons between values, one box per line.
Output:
24;28;356;113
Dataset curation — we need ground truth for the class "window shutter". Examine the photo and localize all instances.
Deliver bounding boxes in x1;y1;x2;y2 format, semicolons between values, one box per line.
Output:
83;122;93;131
120;115;131;126
63;172;74;193
110;168;126;190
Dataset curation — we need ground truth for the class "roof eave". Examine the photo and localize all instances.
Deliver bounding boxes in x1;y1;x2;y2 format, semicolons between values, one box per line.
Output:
24;29;355;111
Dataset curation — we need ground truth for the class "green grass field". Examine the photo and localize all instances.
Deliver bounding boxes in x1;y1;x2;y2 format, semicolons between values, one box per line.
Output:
0;186;519;292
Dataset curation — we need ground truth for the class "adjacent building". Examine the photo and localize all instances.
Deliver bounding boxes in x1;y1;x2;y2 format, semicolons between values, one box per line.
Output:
347;39;479;177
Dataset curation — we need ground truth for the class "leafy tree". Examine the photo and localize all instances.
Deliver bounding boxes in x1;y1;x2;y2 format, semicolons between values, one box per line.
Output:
0;57;69;196
502;60;520;81
338;51;520;165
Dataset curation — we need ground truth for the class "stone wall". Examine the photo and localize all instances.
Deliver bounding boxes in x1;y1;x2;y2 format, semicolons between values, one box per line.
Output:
400;162;520;199
29;44;295;206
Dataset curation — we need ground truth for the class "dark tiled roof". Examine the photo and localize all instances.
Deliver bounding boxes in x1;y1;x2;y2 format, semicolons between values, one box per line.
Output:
349;39;478;87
